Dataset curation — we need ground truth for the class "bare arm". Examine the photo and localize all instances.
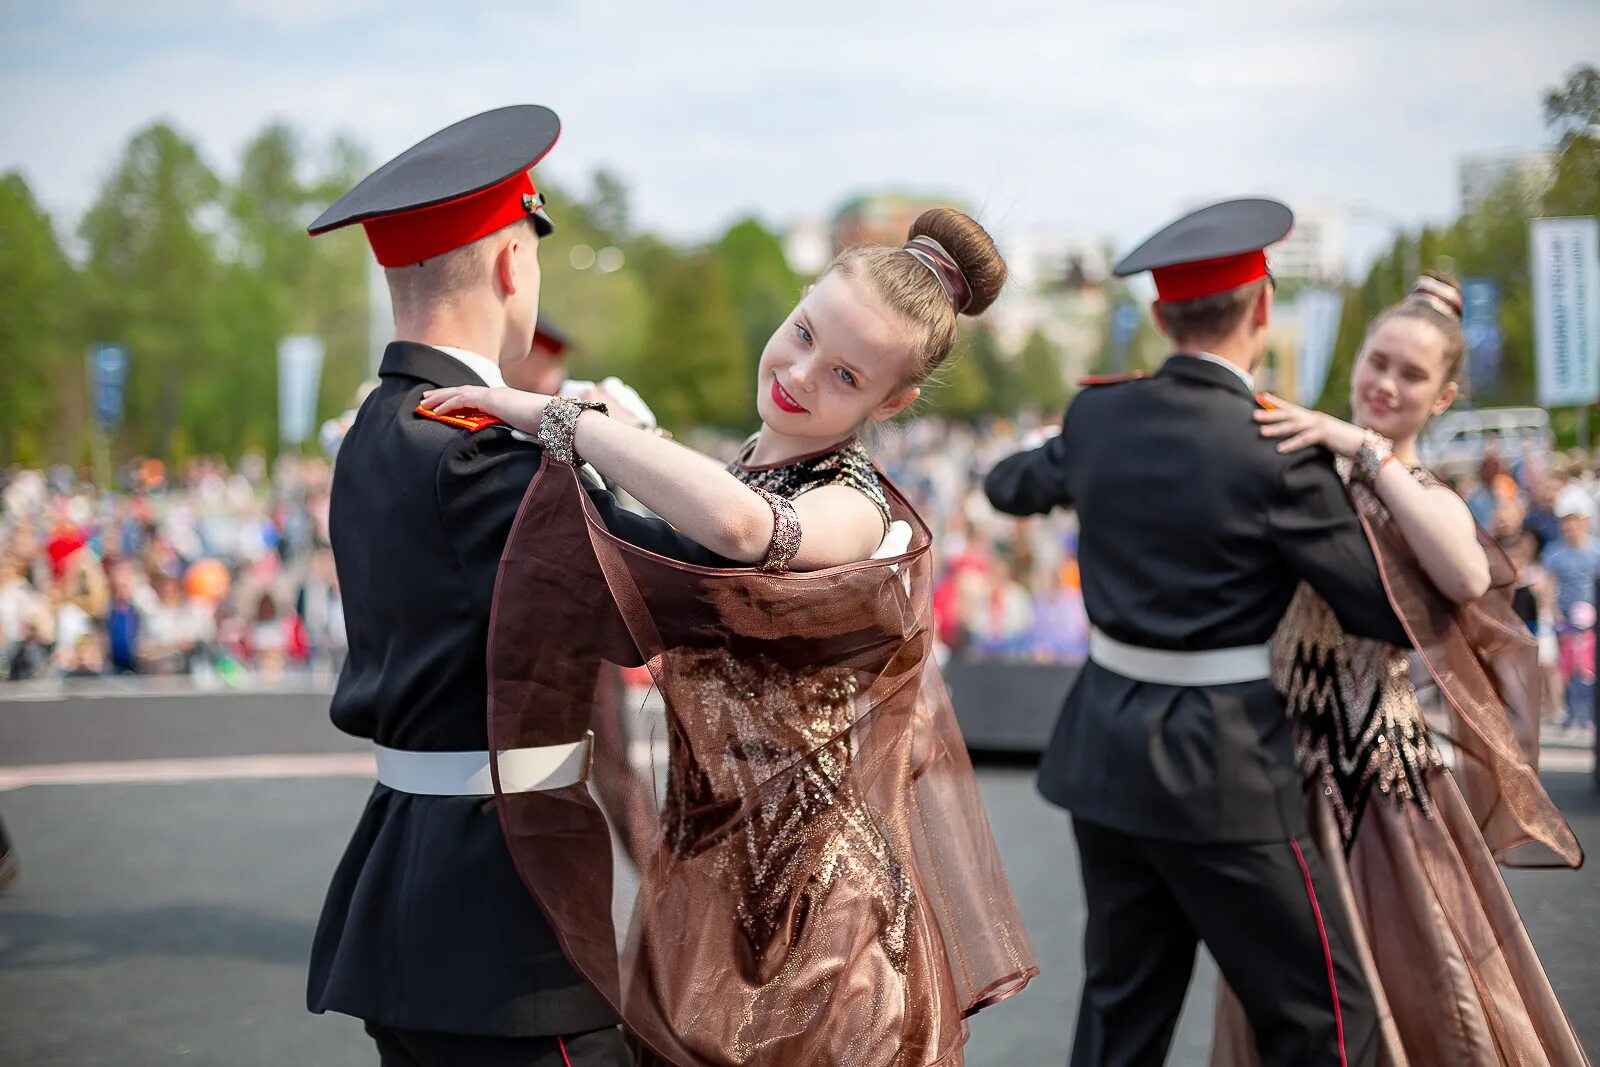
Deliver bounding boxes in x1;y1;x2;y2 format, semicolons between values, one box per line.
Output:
1257;394;1490;604
420;385;883;570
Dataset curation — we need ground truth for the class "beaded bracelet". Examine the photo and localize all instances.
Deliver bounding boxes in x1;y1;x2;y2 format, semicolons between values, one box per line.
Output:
1352;429;1395;483
537;396;608;465
748;485;801;573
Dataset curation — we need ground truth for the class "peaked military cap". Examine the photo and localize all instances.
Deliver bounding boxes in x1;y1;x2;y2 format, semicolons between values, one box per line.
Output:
309;104;560;267
1113;198;1293;302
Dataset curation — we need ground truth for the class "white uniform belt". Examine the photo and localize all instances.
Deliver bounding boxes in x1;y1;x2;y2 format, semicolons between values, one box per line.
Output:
1088;627;1270;686
374;732;592;796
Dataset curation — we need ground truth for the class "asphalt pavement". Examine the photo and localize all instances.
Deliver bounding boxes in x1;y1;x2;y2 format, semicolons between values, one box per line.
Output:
0;691;1595;1065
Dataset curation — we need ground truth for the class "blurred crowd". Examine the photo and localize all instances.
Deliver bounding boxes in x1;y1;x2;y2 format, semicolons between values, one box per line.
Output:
0;454;344;686
1456;447;1600;738
2;418;1596;739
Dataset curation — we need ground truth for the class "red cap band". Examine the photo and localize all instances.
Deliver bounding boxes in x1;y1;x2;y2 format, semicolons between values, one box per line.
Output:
363;171;538;267
1152;250;1268;303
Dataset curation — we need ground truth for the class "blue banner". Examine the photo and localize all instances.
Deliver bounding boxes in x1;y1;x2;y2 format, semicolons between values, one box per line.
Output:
278;335;326;445
1108;302;1140;373
1461;276;1502;400
88;343;128;432
1294;288;1344;407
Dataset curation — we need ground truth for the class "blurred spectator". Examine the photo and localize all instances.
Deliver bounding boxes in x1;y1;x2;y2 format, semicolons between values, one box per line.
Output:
297;545;347;675
1546;494;1600;623
105;560;152;675
1467;454;1503;527
1523;470;1565;553
1559;600;1595;737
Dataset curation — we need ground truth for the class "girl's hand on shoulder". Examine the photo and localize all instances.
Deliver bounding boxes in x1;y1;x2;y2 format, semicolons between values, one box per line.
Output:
1254;393;1366;457
420;386;551;435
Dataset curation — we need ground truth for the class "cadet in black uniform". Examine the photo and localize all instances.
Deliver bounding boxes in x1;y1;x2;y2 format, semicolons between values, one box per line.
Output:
985;199;1411;1067
304;106;721;1067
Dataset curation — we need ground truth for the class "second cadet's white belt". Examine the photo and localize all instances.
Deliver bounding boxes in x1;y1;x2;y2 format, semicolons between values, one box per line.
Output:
1089;627;1270;686
374;732;593;796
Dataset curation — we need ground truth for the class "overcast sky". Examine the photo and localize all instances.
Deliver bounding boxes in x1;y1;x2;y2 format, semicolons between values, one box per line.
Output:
3;0;1595;270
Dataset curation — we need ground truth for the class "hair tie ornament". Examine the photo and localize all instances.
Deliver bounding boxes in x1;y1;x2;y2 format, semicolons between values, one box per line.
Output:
1408;275;1463;321
903;236;973;313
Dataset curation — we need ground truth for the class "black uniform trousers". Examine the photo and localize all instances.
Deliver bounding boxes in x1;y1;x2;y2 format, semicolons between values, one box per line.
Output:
365;1022;630;1067
1070;817;1376;1067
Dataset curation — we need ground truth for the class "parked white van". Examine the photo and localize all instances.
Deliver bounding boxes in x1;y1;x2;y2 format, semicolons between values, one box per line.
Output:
1417;407;1554;469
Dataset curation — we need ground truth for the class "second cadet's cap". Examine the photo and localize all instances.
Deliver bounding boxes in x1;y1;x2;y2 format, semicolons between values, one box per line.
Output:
1113;198;1293;303
308;104;560;267
532;319;573;359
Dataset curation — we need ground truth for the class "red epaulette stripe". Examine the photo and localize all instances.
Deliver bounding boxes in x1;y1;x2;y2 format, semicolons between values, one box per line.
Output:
415;405;505;432
1077;372;1149;387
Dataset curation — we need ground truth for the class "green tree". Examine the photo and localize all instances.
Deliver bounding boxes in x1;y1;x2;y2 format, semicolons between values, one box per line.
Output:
714;218;801;371
633;251;750;431
79;123;226;460
1015;329;1070;416
922;328;1001;421
0;174;74;464
1544;64;1600;144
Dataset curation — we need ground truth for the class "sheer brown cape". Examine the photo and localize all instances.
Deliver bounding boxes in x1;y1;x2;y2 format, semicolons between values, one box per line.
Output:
487;460;1037;1066
1352;479;1583;869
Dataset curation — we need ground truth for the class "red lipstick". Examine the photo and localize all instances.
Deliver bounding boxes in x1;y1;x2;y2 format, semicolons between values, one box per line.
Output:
771;378;808;414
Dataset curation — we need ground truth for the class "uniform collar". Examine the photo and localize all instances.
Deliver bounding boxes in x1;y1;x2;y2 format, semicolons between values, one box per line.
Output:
431;346;506;388
1193;352;1254;390
376;341;502;388
1158;353;1256;400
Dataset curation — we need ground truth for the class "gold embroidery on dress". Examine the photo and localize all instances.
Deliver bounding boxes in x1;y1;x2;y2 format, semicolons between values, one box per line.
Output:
660;649;913;975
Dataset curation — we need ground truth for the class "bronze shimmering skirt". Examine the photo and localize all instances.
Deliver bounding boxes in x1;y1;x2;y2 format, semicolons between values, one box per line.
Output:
1212;767;1591;1066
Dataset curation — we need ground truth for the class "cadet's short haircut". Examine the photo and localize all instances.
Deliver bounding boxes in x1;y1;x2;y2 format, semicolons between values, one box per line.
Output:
385;217;537;314
1154;278;1267;346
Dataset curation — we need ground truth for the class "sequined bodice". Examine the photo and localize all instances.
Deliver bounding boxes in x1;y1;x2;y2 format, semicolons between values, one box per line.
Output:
1274;465;1445;849
729;436;892;531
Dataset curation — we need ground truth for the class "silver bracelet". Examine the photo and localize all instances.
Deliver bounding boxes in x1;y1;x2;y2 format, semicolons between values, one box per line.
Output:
1352;429;1394;483
537;396;607;465
748;485;801;573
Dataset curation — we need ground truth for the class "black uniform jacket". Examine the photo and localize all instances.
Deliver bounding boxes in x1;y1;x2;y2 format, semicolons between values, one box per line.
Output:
308;341;722;1035
985;354;1410;843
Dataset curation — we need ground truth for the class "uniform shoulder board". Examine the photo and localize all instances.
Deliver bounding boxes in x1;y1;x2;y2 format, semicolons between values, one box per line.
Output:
1077;371;1148;387
414;405;505;432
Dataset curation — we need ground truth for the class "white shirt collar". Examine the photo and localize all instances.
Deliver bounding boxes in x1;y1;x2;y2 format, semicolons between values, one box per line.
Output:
432;346;505;388
1193;352;1254;390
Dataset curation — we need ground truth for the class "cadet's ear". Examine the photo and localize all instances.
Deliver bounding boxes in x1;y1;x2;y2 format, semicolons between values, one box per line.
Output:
1254;282;1272;329
494;235;525;296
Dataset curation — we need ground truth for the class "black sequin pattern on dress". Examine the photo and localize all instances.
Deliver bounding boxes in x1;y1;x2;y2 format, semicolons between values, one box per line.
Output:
1274;462;1446;851
729;436;892;534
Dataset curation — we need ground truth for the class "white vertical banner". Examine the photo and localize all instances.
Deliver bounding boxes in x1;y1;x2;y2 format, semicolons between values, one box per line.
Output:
1294;288;1345;407
278;335;326;446
1530;216;1600;408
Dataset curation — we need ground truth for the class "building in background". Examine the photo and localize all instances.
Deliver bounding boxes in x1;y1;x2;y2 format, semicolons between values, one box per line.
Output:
1457;151;1555;215
787;195;1120;391
782;217;831;277
831;193;957;250
988;227;1112;385
1268;201;1348;285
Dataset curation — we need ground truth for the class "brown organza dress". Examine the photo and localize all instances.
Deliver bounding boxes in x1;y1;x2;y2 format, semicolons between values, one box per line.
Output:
486;451;1036;1067
1213;468;1589;1066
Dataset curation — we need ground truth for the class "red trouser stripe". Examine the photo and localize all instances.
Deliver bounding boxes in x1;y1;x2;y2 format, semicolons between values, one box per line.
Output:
1290;838;1349;1067
558;1035;574;1067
